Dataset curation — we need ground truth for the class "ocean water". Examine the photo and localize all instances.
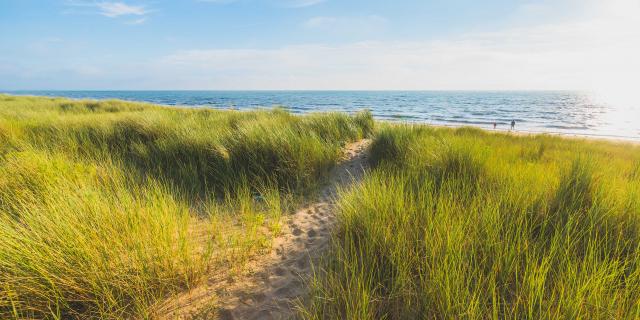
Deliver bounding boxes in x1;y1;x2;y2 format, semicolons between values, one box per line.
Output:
4;90;640;140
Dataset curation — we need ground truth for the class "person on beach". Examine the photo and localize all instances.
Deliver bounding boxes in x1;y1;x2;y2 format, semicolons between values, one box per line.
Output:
493;122;497;130
510;120;516;130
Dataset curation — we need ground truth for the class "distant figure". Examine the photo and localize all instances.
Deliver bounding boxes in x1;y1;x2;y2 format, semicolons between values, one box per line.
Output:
510;120;516;130
493;122;497;130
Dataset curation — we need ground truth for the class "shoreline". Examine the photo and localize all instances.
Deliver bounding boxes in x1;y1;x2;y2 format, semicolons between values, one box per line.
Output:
411;122;640;144
3;92;639;144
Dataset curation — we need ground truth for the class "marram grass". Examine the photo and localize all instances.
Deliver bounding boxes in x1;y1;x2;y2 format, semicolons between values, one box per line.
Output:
0;95;372;319
4;94;640;319
304;125;640;319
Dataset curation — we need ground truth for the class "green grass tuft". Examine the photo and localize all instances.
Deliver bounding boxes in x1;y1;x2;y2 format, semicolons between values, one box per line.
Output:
0;95;373;319
305;125;640;319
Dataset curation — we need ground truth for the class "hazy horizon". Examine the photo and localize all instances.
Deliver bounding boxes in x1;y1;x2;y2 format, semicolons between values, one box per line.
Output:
3;89;590;92
1;0;639;98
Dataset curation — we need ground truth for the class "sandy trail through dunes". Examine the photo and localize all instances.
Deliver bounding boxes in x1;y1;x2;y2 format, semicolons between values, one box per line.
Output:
158;139;370;320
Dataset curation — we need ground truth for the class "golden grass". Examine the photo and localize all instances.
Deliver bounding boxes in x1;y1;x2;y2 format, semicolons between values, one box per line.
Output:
0;94;373;319
304;124;640;319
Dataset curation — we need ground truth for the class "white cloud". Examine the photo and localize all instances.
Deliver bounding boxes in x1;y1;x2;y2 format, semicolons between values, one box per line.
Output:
65;1;149;19
8;0;638;93
304;16;335;28
95;2;147;17
125;17;148;25
144;1;638;92
278;0;326;8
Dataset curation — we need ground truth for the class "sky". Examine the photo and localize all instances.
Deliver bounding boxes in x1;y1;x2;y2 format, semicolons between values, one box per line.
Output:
0;0;639;91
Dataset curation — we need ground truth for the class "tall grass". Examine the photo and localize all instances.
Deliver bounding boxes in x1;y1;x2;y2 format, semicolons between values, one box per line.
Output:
0;95;373;319
305;125;640;319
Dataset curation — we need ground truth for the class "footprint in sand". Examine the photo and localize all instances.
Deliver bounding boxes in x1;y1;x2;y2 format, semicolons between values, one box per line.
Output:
158;140;370;320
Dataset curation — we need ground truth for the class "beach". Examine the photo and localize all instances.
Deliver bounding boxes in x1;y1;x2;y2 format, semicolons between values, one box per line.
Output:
1;95;639;319
5;90;639;141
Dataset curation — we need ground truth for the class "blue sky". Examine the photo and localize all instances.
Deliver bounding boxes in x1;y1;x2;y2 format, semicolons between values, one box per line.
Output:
1;0;638;90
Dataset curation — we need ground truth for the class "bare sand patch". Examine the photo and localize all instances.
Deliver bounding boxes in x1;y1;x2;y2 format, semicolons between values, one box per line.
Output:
155;140;370;320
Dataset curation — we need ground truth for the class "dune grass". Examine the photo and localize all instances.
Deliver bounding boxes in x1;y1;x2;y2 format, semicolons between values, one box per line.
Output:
5;94;639;319
0;95;373;319
304;125;640;319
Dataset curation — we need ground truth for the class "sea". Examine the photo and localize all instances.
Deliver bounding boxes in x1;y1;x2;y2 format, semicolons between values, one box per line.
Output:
3;90;639;140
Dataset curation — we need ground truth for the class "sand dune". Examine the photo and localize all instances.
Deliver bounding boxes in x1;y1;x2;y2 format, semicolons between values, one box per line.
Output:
157;140;370;320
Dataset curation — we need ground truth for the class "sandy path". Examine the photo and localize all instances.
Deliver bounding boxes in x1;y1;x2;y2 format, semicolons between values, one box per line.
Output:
158;139;370;320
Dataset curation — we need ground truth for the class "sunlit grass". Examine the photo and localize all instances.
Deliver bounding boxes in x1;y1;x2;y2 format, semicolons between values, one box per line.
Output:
304;124;640;319
7;94;638;319
0;94;373;319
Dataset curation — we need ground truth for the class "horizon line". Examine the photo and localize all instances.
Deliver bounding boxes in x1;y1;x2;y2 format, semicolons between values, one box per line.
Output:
2;89;587;93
